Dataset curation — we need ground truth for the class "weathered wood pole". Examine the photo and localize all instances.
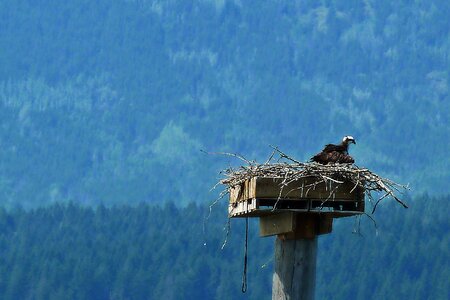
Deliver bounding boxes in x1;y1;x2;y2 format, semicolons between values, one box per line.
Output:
272;237;317;300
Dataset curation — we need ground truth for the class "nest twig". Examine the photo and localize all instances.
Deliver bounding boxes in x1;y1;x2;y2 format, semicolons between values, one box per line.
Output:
218;147;409;214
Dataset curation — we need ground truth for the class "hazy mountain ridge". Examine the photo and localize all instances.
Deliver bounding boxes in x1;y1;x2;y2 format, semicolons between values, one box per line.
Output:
0;0;448;207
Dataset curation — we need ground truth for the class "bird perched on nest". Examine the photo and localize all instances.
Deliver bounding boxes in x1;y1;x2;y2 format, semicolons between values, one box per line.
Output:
311;136;356;164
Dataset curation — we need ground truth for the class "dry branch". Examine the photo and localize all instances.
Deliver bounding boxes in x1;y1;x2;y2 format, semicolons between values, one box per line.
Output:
218;147;409;214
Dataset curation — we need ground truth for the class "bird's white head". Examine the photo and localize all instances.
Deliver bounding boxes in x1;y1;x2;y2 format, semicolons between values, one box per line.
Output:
342;135;356;145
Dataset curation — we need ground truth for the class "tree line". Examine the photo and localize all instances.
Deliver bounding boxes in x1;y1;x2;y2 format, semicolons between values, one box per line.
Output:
0;194;448;299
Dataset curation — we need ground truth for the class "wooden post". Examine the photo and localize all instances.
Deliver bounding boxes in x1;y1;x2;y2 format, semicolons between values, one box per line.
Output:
272;237;317;300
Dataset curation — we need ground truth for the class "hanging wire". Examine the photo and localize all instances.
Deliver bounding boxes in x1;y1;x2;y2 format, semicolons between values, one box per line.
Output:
241;215;249;293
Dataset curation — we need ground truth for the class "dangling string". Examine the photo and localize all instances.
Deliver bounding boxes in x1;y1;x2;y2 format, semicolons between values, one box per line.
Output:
241;214;249;293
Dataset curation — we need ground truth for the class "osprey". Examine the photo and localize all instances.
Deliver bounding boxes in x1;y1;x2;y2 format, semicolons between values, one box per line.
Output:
311;136;356;164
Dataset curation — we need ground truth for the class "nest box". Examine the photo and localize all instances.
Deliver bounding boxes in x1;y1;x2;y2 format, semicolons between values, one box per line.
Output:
228;176;365;239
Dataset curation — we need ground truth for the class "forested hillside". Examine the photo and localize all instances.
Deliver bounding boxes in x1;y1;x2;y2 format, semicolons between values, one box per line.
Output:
0;0;448;207
0;194;448;299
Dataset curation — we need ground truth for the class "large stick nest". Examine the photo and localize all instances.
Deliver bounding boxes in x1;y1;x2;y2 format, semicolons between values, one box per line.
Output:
217;147;409;214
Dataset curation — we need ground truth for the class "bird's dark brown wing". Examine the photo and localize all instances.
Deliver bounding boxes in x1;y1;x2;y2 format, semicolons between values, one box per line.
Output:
311;151;354;164
328;152;354;163
311;152;329;164
322;143;345;153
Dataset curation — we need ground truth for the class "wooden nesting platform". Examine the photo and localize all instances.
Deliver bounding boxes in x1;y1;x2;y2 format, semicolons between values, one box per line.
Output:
228;176;364;218
228;176;364;239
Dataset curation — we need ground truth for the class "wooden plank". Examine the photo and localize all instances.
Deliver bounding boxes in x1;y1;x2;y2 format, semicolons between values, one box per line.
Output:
254;177;359;200
286;214;317;239
229;197;365;218
230;182;248;203
229;184;240;203
228;198;257;217
229;207;363;219
230;177;364;205
277;214;333;239
259;212;296;237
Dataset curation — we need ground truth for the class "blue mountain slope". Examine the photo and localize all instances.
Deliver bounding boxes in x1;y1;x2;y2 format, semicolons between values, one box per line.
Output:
0;0;448;206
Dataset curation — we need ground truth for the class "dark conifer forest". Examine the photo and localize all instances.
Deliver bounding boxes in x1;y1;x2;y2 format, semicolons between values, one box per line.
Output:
0;195;448;299
0;0;449;299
